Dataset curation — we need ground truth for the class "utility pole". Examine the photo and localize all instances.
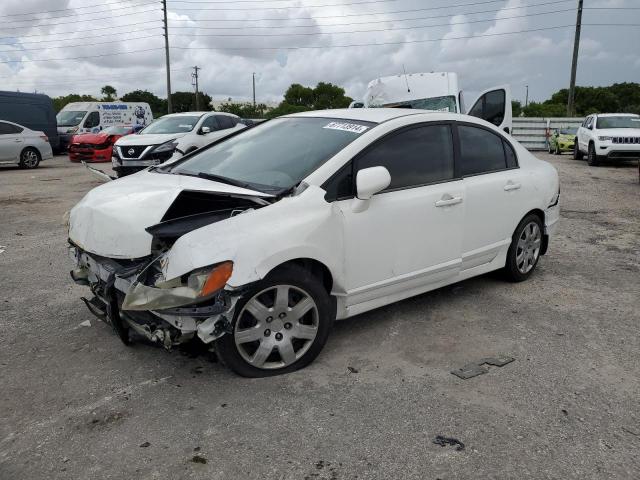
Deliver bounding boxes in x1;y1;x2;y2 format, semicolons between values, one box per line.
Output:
162;0;172;113
525;85;529;107
192;66;201;110
567;0;583;117
252;72;256;107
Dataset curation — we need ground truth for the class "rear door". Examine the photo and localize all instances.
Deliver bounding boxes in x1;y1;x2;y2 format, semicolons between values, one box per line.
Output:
0;122;24;162
455;122;524;271
467;85;513;134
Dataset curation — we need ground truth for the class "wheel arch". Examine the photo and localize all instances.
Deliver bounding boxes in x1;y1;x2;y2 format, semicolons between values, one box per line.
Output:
264;257;334;294
517;208;548;255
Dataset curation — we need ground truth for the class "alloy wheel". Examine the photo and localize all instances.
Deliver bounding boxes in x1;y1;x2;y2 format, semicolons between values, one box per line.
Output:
22;150;38;168
234;284;319;370
515;221;542;274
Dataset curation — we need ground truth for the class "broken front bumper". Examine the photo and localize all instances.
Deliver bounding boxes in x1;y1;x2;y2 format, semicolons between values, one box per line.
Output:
69;245;237;347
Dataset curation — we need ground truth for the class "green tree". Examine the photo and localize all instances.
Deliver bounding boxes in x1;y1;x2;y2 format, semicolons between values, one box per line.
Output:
170;91;213;112
267;81;353;118
522;101;566;117
100;85;117;101
217;102;269;118
52;94;98;113
511;100;522;117
120;90;167;117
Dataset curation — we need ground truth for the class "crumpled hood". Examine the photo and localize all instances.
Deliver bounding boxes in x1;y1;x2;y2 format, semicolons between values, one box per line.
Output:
71;132;111;145
115;132;188;147
69;170;271;259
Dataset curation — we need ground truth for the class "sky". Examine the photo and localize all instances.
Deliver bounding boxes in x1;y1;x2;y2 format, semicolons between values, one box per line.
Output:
0;0;638;105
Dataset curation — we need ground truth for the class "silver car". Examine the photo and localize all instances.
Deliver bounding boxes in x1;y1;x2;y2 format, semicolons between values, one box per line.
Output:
0;120;53;169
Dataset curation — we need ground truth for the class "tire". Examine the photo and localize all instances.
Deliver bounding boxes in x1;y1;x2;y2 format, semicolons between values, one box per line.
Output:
587;142;600;166
573;141;583;160
554;144;561;155
547;142;553;154
504;214;544;282
19;147;41;169
215;265;334;377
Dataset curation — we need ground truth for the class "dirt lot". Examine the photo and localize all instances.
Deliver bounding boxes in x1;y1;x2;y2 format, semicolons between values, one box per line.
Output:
0;153;639;479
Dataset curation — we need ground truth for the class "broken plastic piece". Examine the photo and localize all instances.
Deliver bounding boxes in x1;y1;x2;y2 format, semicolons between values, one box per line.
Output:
433;435;465;451
451;355;515;380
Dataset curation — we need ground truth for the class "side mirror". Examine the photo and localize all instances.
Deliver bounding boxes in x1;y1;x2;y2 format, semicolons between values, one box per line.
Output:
200;126;211;135
352;166;391;213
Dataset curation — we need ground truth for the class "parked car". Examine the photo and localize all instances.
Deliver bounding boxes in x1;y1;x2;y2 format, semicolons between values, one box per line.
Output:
0;91;59;151
0;120;53;169
112;111;245;177
574;113;640;165
68;125;143;163
57;102;153;151
68;109;560;377
548;126;577;155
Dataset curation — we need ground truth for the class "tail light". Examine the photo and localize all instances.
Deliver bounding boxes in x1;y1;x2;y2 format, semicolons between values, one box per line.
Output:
40;135;49;142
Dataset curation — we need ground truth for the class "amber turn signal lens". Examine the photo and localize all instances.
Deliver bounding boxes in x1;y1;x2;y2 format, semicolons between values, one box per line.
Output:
200;261;233;297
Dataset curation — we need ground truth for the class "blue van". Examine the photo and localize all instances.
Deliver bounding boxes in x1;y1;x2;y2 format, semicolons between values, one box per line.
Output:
0;91;60;151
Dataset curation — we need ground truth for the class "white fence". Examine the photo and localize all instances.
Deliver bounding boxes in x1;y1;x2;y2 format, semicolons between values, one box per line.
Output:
512;117;584;151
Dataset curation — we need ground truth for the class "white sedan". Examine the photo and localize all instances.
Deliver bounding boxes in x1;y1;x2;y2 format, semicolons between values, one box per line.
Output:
68;109;560;377
0;120;53;169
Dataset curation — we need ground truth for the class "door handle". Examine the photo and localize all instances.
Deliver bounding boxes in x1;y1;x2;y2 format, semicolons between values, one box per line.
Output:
435;196;463;207
14;139;22;142
504;182;521;191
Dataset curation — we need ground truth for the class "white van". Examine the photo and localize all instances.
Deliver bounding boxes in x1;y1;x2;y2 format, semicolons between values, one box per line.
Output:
362;72;513;133
56;102;153;150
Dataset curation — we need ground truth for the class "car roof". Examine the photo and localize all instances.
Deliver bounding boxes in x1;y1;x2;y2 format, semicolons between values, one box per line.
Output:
594;113;640;117
163;111;238;117
286;108;426;123
0;119;28;129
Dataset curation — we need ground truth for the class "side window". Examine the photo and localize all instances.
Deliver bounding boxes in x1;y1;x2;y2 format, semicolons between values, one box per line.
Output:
356;124;454;191
83;111;100;129
468;98;483;117
458;125;507;176
201;115;219;131
504;140;518;168
0;122;14;134
217;115;235;130
323;162;353;201
467;90;505;127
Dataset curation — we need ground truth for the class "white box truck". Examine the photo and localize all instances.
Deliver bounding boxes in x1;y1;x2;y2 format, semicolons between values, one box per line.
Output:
56;102;153;150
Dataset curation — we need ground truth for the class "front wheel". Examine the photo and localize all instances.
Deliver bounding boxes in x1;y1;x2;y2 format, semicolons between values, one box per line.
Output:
215;265;333;377
504;214;543;282
587;143;600;166
573;141;583;160
19;147;40;169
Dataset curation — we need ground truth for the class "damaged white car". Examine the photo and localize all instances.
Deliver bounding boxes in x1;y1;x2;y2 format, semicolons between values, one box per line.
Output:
68;109;560;377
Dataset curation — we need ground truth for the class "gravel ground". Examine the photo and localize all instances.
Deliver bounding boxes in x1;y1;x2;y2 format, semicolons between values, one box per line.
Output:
0;153;639;480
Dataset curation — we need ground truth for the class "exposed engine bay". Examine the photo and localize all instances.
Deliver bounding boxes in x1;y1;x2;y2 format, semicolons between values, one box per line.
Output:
69;189;271;348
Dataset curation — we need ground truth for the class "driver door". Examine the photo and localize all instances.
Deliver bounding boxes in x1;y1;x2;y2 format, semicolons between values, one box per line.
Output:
467;85;513;134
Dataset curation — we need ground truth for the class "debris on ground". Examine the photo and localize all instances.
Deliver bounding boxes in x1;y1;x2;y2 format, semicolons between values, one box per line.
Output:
191;455;207;464
347;366;359;374
139;442;150;448
451;355;515;380
79;320;91;327
0;246;5;254
433;435;465;451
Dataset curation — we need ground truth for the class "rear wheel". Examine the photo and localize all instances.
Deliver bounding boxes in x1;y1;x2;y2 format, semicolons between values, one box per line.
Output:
215;265;333;377
19;147;40;169
504;214;543;282
573;141;583;160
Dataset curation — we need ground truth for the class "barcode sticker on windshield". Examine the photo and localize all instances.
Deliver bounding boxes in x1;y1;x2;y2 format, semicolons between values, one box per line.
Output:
179;124;193;128
323;122;369;134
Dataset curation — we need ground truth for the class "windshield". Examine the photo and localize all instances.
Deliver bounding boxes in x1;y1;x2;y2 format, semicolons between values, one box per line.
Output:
141;115;201;134
559;127;577;135
371;95;458;113
57;110;87;127
169;117;375;192
103;126;131;135
596;116;640;129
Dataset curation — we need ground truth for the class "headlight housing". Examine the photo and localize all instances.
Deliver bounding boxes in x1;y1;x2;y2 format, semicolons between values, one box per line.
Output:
152;139;178;154
598;136;612;141
67;127;79;134
121;260;233;311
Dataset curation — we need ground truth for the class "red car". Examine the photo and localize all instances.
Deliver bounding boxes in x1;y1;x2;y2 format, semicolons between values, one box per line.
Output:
68;125;142;163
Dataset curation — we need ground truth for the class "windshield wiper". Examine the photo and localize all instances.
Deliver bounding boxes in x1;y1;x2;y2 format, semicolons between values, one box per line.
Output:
175;170;251;189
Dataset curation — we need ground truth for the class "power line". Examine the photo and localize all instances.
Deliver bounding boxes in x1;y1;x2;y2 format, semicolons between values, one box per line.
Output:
0;46;165;64
0;1;160;21
0;0;155;18
0;21;163;40
176;0;400;10
0;27;164;45
169;2;576;30
0;6;161;29
181;8;577;37
0;34;162;52
168;0;574;22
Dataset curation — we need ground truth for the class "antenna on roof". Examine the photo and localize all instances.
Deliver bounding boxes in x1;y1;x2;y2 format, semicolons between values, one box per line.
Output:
402;64;411;93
